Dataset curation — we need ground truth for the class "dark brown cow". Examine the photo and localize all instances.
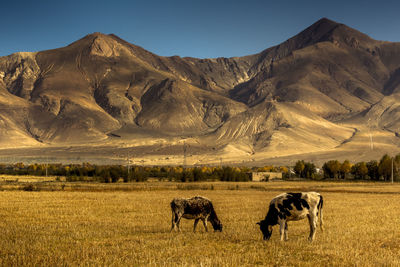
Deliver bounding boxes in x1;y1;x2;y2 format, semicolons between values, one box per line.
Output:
170;196;222;232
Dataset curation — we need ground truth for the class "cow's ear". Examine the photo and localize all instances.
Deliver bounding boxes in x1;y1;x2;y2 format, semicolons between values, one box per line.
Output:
256;221;261;225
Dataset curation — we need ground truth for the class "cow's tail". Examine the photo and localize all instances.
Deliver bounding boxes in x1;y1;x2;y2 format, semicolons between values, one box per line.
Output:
317;195;324;231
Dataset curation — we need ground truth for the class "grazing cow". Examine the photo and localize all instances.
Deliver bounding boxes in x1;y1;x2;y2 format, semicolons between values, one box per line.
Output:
257;192;323;241
170;196;223;232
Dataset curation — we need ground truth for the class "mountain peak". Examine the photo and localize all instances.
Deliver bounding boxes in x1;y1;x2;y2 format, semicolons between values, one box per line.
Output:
66;32;110;48
254;18;350;65
84;32;111;40
64;32;127;57
295;17;343;45
312;17;340;28
268;17;377;57
302;17;376;48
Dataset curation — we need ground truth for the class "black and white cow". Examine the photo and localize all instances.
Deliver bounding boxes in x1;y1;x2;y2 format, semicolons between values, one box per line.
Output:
170;196;223;232
257;192;323;241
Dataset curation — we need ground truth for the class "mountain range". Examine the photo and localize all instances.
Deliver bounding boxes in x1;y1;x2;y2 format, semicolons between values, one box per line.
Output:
1;18;399;166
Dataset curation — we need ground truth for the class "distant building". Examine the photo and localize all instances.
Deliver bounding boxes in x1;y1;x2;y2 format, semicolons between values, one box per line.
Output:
248;172;282;181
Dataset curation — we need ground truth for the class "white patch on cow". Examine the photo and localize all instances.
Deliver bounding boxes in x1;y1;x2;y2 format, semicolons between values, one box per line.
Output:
258;192;323;241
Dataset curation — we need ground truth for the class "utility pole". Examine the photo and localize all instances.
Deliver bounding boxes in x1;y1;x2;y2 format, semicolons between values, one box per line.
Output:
391;157;394;184
127;151;130;178
367;118;374;150
183;141;187;168
45;156;48;178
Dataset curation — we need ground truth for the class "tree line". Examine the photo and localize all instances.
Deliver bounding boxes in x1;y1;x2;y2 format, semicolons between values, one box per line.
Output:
1;153;398;182
0;163;287;183
294;153;400;181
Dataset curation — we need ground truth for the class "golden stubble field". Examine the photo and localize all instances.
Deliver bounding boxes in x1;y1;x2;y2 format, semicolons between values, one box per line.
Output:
0;181;399;266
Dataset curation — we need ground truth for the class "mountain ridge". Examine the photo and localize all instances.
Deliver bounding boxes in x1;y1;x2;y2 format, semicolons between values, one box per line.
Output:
0;18;399;165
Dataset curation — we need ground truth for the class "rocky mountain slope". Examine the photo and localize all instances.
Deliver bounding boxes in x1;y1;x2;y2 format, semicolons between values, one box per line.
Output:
1;18;399;165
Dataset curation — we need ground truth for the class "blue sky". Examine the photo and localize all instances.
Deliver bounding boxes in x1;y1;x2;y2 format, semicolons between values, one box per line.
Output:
1;0;399;58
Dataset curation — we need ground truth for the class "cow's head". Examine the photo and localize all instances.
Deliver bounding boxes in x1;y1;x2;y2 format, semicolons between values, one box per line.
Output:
257;220;273;240
212;221;223;232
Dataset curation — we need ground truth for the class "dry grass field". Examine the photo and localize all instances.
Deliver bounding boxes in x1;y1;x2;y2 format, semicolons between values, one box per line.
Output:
0;181;399;266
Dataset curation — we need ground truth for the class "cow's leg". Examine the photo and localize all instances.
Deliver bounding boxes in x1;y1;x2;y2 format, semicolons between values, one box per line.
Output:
193;219;200;232
202;219;208;232
319;207;324;232
279;221;286;241
170;211;176;232
176;213;182;232
284;221;289;241
318;195;324;232
307;214;317;241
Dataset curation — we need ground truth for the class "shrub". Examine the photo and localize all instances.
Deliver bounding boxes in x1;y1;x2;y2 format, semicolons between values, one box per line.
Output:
22;184;39;191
